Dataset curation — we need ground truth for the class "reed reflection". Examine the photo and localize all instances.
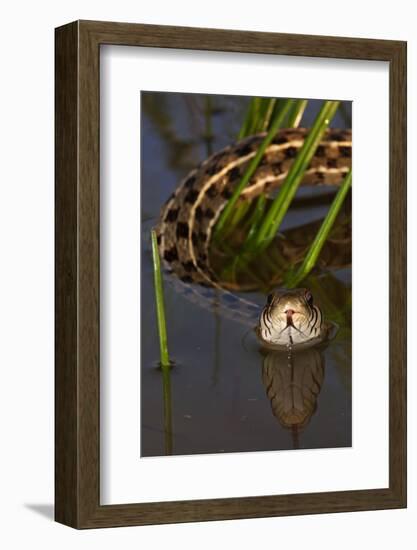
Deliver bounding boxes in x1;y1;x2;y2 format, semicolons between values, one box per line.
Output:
161;364;173;455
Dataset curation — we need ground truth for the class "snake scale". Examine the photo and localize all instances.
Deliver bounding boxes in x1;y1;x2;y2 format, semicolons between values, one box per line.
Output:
155;127;352;346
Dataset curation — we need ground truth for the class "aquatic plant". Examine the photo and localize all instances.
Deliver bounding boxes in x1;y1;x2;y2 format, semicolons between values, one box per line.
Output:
215;97;309;240
162;363;173;455
285;169;352;287
214;98;294;239
216;99;346;285
250;100;340;253
286;99;308;128
151;229;170;367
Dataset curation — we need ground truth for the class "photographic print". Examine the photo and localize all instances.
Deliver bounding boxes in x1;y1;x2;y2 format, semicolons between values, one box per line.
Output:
141;91;352;458
55;21;406;527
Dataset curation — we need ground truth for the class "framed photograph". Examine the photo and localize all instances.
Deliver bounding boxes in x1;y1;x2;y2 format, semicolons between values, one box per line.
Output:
55;20;406;528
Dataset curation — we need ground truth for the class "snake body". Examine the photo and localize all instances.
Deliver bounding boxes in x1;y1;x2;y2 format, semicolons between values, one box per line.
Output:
156;127;351;288
155;127;351;344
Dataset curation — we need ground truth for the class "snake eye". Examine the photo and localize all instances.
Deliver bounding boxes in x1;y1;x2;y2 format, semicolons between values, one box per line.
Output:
267;293;274;305
305;290;313;306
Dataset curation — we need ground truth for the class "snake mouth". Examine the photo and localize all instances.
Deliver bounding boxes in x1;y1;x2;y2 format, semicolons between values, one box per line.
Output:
285;309;295;327
277;320;308;340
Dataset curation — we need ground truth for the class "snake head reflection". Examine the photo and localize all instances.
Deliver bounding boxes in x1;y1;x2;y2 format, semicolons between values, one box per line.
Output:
261;347;325;432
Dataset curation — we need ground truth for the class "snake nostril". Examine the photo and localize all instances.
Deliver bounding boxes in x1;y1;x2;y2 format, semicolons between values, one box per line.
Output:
285;309;295;326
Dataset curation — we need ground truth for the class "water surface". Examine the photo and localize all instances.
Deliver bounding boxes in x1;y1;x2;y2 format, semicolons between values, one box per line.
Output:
140;92;352;457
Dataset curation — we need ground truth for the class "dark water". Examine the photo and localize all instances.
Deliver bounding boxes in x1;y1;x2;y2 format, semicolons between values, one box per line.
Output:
141;92;352;457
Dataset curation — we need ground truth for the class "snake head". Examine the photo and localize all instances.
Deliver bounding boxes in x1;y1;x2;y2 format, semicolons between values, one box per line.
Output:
257;288;323;348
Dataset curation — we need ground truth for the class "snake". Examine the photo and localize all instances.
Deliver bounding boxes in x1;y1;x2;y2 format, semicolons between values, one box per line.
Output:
256;288;337;349
155;127;351;347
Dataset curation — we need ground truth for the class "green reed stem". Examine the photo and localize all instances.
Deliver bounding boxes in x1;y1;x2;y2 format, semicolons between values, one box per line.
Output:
214;98;294;239
219;201;251;239
238;98;309;254
244;194;267;240
218;244;267;286
238;97;276;138
250;100;340;253
151;229;170;367
239;97;261;138
266;99;287;130
238;100;256;139
287;99;308;128
285;169;352;288
260;98;277;131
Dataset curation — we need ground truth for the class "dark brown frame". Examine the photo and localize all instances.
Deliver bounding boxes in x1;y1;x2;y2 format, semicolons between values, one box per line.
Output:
55;20;407;529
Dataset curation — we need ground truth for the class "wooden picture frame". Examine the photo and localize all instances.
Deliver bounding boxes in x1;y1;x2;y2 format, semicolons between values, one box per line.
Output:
55;20;407;528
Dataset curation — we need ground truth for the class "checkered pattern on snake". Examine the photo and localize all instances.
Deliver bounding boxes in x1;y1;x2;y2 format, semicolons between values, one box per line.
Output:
156;128;351;288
